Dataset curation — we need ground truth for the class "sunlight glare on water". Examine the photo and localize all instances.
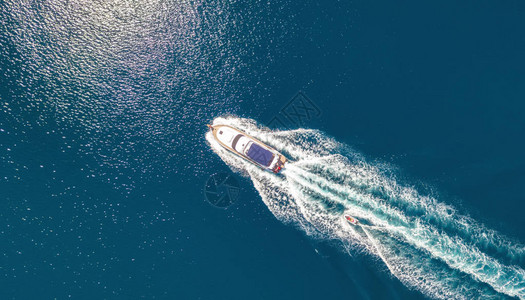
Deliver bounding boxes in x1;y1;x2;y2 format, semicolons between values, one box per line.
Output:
1;0;252;187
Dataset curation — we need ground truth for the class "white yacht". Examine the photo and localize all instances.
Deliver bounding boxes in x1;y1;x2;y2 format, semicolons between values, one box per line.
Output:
207;124;287;173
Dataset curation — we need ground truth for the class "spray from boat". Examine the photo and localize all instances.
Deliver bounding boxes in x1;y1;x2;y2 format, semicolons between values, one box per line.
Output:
206;116;525;300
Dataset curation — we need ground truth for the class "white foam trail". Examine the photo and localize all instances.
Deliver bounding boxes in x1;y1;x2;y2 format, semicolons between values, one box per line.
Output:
206;116;525;299
306;159;525;265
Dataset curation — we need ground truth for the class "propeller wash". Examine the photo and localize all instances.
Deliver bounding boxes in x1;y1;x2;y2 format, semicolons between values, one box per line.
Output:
206;116;525;299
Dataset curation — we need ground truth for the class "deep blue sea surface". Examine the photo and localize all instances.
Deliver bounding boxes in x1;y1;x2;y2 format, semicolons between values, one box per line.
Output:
1;0;525;299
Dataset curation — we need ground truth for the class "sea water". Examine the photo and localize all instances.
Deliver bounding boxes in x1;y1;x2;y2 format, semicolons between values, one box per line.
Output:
2;0;525;298
207;116;525;300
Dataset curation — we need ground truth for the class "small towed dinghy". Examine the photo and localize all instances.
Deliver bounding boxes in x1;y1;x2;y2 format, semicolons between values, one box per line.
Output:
344;215;359;225
208;124;287;173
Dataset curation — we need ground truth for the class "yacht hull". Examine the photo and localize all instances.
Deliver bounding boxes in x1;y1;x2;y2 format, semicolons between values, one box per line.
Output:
208;124;287;173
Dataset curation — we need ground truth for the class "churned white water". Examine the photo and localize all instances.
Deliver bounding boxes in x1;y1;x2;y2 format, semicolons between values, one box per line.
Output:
206;116;525;300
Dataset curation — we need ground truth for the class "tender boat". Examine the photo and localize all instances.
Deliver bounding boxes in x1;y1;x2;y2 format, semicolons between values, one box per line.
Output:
207;124;287;173
344;215;359;225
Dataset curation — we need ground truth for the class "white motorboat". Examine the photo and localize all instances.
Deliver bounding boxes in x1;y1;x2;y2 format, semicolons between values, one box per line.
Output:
207;124;287;173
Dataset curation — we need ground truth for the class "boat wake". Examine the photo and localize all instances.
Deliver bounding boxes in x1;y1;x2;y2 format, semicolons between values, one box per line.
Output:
206;116;525;299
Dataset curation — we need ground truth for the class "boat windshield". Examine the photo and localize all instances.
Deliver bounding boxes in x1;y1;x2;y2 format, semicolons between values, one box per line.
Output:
246;143;274;167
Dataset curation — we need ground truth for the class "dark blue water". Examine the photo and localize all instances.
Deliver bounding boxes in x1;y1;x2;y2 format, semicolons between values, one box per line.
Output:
1;0;524;299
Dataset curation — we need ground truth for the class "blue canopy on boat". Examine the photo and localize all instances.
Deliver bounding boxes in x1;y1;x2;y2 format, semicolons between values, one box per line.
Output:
246;143;274;167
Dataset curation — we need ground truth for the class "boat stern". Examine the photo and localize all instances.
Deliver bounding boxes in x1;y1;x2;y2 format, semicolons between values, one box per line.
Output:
272;154;287;173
